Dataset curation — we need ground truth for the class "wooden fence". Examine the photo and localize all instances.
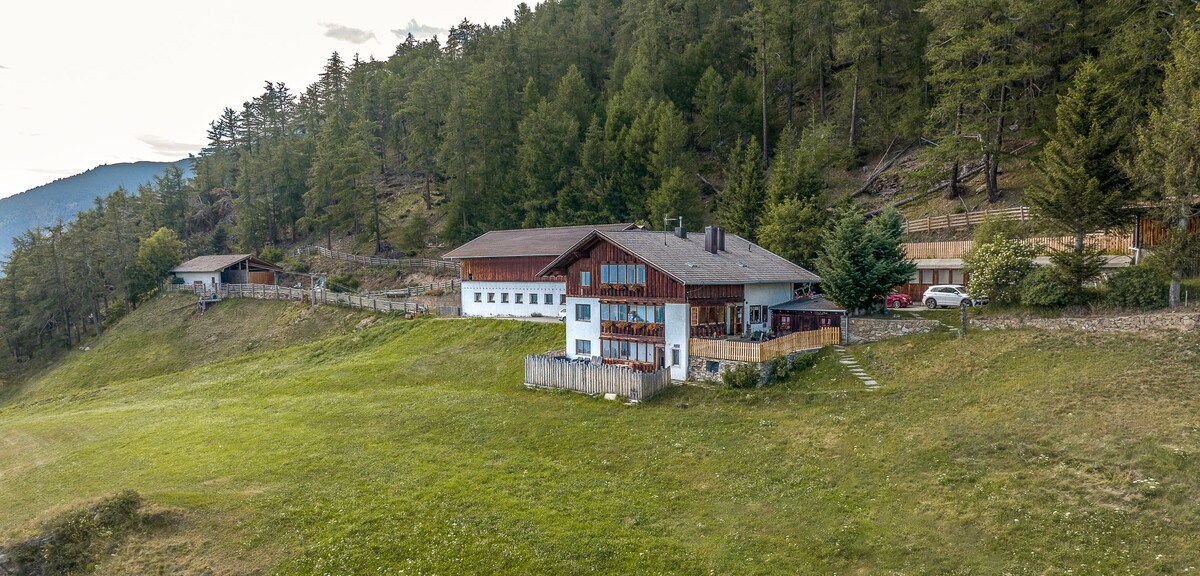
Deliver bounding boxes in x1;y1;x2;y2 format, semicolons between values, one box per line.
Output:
903;206;1030;234
296;245;461;274
689;327;842;363
902;232;1135;259
524;354;673;401
165;283;426;314
364;279;460;298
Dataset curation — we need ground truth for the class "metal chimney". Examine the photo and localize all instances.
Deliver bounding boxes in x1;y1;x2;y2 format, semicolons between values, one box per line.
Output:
704;226;718;254
717;227;726;251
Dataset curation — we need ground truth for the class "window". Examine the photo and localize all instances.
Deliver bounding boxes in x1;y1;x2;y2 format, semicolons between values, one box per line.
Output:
576;339;592;355
487;293;495;303
600;339;655;362
599;263;648;285
671;348;680;366
530;293;538;305
560;294;567;305
599;303;665;324
706;361;720;373
515;293;524;304
581;270;591;287
749;305;763;324
474;292;482;303
501;293;509;303
951;269;965;285
920;269;934;284
576;303;592;321
546;293;554;305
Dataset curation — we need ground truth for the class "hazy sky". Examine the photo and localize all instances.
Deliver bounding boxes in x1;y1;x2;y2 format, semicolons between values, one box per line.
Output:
0;1;523;198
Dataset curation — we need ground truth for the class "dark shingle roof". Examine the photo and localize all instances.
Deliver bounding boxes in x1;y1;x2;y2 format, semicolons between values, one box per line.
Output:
542;229;821;285
441;223;638;259
170;254;281;273
770;295;846;313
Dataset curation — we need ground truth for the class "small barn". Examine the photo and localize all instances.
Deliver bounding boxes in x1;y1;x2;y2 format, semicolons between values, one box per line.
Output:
169;254;283;292
769;294;847;334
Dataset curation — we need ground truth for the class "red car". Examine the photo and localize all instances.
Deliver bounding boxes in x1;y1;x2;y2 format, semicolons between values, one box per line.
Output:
886;292;912;309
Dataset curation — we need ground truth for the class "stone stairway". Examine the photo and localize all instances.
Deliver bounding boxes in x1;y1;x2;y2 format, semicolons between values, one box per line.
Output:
834;345;880;391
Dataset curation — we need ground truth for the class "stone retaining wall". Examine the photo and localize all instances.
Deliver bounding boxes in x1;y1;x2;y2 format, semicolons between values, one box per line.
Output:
848;318;942;344
971;312;1200;334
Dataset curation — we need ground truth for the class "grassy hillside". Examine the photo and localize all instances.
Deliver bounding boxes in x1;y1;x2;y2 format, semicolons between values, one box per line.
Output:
1;299;1198;574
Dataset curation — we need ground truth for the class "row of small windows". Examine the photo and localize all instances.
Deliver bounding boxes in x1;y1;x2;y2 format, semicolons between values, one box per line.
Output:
473;292;566;305
600;339;657;363
599;303;665;323
599;263;647;285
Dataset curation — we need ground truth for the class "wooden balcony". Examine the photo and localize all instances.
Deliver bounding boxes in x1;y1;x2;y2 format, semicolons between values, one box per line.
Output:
689;327;842;363
600;321;664;338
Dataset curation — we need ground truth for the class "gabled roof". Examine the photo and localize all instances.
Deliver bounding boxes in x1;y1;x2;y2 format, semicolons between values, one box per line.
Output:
170;254;282;273
540;229;821;285
442;223;639;259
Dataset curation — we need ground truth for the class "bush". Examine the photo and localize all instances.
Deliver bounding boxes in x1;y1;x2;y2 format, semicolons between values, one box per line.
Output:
1106;266;1169;309
259;246;284;263
963;239;1037;304
1021;267;1069;307
327;273;360;293
722;363;761;389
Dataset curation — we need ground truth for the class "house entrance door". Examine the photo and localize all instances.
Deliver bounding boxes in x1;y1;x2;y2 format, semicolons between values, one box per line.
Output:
655;346;665;369
727;304;745;336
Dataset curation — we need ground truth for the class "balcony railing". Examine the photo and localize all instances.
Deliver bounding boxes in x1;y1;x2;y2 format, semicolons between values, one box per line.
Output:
689;327;842;363
600;321;664;338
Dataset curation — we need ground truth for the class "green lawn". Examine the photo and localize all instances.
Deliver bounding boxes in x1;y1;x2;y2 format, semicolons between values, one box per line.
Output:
1;296;1197;574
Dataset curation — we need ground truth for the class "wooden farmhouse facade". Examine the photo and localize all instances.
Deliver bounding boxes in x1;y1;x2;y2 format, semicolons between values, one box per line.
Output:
540;226;842;382
169;254;282;292
441;223;636;318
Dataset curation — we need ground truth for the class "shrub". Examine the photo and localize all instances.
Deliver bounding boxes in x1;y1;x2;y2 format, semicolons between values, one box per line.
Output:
327;274;360;293
1021;267;1069;307
722;363;761;389
963;239;1037;304
259;246;284;263
790;351;818;372
1106;266;1169;309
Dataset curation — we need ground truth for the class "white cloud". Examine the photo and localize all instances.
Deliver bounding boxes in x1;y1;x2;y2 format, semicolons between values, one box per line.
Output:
391;19;449;40
320;23;378;45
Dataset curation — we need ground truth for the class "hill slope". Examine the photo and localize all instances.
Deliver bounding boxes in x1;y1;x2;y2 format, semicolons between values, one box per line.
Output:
1;299;1198;574
0;159;193;261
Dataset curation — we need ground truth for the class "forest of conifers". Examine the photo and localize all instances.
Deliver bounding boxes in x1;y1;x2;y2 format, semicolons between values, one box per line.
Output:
2;0;1198;364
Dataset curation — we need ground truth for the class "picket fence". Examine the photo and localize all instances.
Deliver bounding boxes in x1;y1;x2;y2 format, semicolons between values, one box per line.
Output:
689;327;842;363
902;232;1135;259
524;354;673;402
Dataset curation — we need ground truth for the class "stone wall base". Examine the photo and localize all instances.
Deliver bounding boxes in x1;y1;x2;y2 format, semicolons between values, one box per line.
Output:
688;350;817;385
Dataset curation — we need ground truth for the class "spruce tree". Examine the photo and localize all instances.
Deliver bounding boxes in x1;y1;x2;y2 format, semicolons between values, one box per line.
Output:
1027;60;1132;250
717;137;765;241
1133;24;1200;308
757;197;824;268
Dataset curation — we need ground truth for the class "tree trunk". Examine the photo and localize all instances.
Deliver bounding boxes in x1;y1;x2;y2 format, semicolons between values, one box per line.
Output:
1074;230;1085;253
849;63;860;150
760;29;769;162
1170;206;1189;308
423;173;433;209
986;86;1007;203
944;104;964;200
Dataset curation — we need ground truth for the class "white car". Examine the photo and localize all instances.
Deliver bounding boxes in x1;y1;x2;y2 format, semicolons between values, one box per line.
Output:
921;284;985;308
558;308;568;322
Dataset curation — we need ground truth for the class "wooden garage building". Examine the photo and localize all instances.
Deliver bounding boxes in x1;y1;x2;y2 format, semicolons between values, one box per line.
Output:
169;254;283;292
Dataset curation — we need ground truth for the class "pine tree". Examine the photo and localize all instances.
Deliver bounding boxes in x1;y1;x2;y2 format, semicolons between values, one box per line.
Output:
757;197;825;268
717;137;765;241
1027;60;1133;250
646;168;705;231
1132;24;1200;308
817;206;915;312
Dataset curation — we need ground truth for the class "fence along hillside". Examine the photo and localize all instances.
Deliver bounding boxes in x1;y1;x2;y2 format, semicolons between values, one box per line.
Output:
902;206;1030;234
296;245;461;275
902;231;1134;259
164;283;427;314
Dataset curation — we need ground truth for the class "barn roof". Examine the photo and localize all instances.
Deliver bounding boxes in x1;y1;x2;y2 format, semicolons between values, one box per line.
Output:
170;254;282;273
441;223;638;259
540;229;822;286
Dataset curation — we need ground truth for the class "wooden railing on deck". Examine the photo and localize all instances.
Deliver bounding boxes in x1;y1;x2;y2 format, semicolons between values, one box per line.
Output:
689;327;842;363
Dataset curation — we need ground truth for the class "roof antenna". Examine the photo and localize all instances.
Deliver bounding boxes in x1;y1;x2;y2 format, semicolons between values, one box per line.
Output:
663;215;681;245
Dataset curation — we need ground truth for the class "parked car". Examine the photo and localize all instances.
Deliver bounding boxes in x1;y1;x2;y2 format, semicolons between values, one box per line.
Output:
921;285;986;308
885;291;912;309
558;308;568;322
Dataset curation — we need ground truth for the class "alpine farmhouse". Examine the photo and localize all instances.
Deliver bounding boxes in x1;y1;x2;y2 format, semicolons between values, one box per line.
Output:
441;223;636;318
539;226;843;382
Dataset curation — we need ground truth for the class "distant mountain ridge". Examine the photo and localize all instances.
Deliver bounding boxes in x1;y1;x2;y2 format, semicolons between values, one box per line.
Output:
0;159;194;261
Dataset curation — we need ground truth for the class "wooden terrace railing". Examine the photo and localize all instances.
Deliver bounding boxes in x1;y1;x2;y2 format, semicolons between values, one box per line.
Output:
903;206;1030;234
689;327;842;363
524;353;673;401
902;232;1135;259
296;245;461;275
